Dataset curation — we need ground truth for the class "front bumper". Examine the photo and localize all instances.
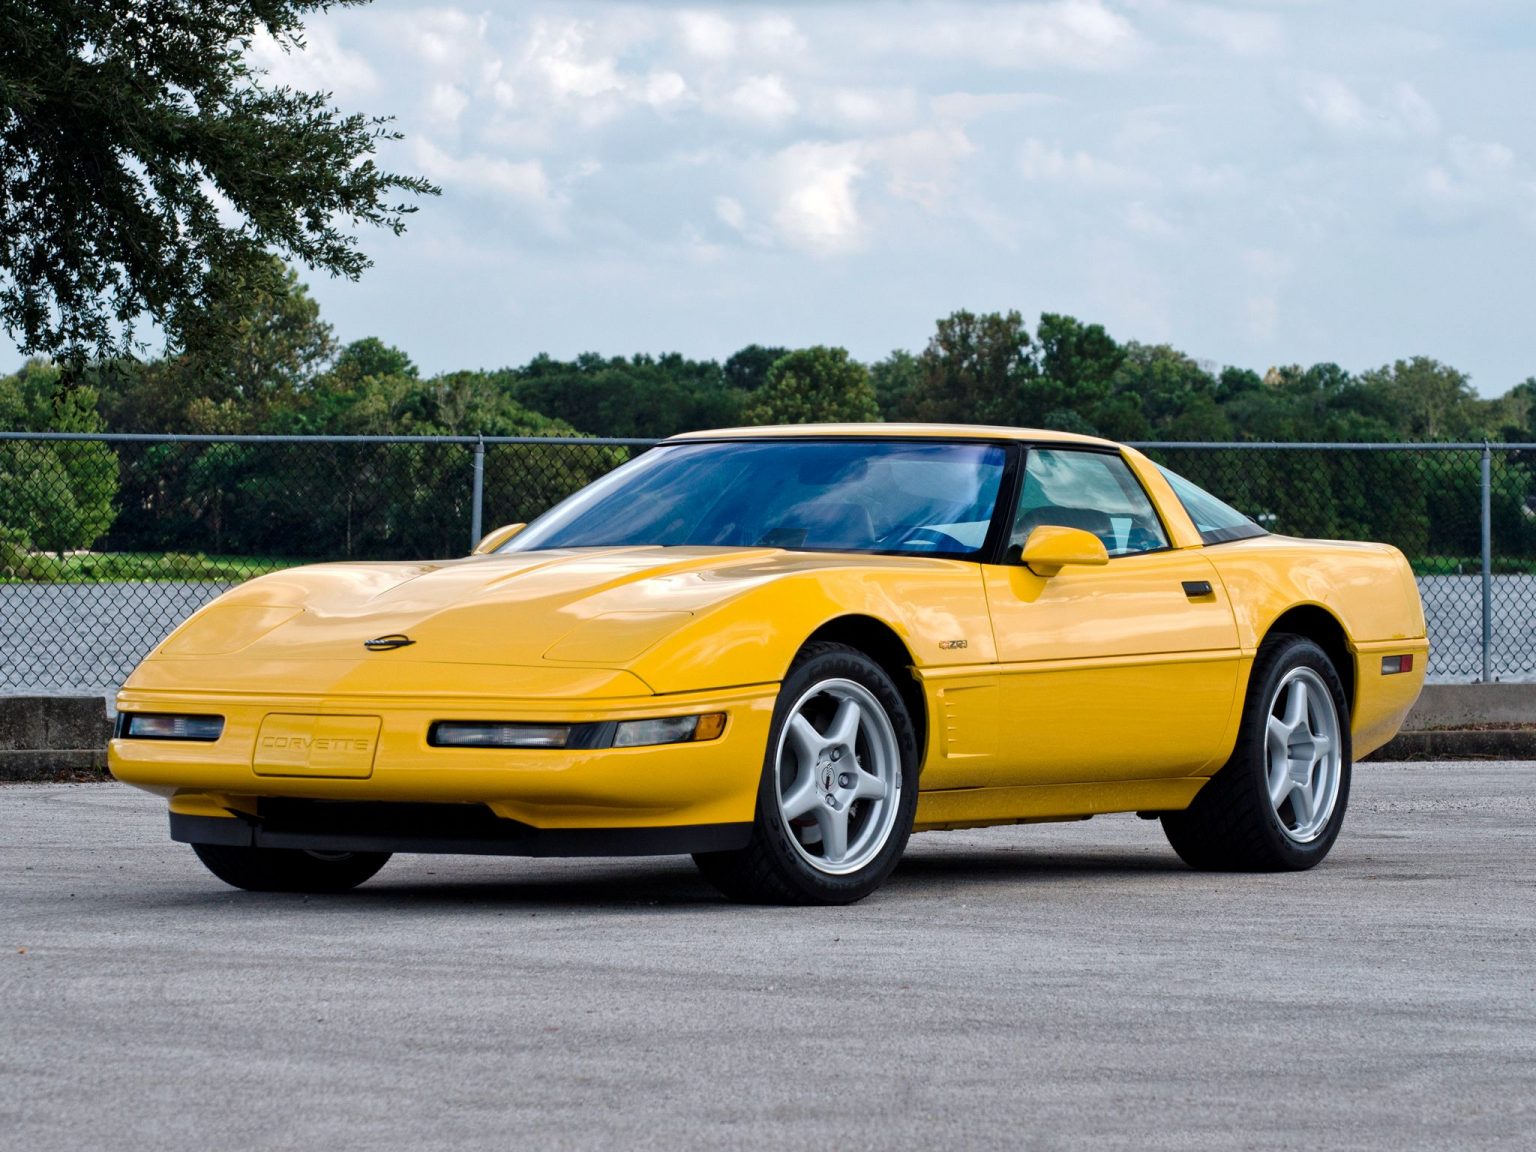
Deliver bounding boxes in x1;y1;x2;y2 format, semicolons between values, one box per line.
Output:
171;800;753;857
110;681;778;834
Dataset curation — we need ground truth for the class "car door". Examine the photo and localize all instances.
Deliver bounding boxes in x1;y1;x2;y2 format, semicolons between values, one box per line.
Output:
980;446;1243;785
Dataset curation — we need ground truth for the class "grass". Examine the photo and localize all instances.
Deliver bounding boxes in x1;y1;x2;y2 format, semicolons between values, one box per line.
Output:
0;550;302;583
1412;556;1536;576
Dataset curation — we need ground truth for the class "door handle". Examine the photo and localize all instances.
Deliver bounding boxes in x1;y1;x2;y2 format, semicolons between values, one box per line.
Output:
1182;580;1213;598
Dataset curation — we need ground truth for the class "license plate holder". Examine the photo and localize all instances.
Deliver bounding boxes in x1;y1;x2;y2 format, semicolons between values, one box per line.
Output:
252;714;381;778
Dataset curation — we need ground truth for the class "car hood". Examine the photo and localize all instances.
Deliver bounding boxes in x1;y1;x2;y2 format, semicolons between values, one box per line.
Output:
154;546;936;668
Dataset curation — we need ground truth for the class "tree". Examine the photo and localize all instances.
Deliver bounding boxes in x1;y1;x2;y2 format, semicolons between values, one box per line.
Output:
724;344;788;393
909;309;1036;425
1030;312;1122;429
0;1;436;363
870;349;923;420
0;358;118;555
745;347;879;425
511;353;740;438
1355;357;1497;441
96;259;336;432
332;337;419;385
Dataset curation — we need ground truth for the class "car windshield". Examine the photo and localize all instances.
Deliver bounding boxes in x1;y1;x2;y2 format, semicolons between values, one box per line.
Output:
505;439;1009;557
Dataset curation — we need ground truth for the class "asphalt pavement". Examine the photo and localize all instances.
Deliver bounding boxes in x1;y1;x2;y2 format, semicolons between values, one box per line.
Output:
2;763;1532;1151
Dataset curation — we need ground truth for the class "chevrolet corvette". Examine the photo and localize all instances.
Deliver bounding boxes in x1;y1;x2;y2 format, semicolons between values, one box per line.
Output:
109;425;1428;903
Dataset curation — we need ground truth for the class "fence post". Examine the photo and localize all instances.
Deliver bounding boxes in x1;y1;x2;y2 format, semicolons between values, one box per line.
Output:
470;435;485;552
1481;442;1493;683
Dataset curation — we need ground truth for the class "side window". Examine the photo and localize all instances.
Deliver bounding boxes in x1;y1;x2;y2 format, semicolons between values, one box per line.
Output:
1012;449;1170;557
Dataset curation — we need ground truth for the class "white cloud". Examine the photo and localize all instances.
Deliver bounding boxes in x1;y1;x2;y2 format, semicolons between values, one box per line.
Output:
931;92;1060;122
724;75;799;127
827;87;917;131
526;21;624;100
402;8;489;70
644;70;689;107
425;83;470;125
1172;5;1285;58
1300;77;1439;138
411;139;560;219
1124;200;1176;237
770;142;865;254
871;127;974;211
744;15;807;59
1019;138;1132;186
1412;136;1522;223
714;195;747;232
250;24;378;96
865;0;1142;71
1300;76;1370;133
677;11;736;60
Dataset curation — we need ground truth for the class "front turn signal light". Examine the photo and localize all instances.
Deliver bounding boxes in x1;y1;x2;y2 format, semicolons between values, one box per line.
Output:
613;712;727;748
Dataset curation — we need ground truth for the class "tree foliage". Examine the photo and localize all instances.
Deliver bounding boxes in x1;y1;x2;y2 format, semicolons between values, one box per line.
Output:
0;1;436;363
908;309;1035;425
511;352;742;438
0;358;118;553
745;346;879;425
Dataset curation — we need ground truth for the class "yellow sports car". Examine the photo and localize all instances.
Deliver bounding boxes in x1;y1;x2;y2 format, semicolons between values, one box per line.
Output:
110;425;1427;904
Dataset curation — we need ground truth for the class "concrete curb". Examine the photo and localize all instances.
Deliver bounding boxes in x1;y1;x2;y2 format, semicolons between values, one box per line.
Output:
1370;728;1536;762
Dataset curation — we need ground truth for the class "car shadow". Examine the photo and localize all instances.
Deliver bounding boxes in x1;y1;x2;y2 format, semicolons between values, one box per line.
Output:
128;845;1192;914
894;846;1189;885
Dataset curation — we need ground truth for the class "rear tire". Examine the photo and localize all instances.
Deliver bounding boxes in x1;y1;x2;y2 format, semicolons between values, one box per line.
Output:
693;642;919;905
1162;634;1351;871
191;843;391;893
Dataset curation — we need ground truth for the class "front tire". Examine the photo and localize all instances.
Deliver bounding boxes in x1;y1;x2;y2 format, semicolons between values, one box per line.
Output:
191;843;391;892
1162;634;1351;871
693;642;919;905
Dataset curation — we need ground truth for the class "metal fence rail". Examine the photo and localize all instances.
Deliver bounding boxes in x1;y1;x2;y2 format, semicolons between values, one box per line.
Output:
2;432;1532;695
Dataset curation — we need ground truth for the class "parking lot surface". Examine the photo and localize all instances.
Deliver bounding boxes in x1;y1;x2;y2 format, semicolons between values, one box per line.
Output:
2;763;1532;1151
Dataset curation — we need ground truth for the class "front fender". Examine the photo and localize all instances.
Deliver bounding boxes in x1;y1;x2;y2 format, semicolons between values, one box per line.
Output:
625;561;996;693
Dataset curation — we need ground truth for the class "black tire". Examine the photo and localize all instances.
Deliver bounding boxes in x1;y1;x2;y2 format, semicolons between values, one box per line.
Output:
191;843;391;893
693;642;920;905
1162;633;1351;871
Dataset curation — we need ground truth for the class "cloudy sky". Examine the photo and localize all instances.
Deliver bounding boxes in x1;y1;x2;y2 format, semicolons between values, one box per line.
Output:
19;1;1536;395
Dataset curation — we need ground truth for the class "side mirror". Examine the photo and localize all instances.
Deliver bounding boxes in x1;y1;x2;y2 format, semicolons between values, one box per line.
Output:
1018;525;1109;578
472;522;526;555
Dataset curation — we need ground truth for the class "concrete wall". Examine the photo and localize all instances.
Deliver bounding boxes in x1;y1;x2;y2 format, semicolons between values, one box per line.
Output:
1404;683;1536;728
0;697;111;780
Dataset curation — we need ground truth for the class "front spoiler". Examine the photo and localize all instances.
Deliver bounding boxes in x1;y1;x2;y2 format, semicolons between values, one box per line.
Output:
170;801;753;858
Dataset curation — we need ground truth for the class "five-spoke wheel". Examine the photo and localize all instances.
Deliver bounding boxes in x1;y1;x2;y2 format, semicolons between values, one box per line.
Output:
1163;633;1352;871
774;677;902;875
1263;666;1343;843
693;642;918;904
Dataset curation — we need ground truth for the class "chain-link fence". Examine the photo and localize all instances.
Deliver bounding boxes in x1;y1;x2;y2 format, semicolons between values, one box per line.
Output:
2;432;1532;695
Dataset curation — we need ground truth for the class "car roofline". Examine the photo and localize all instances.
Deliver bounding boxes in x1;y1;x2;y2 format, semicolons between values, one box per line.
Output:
661;422;1119;449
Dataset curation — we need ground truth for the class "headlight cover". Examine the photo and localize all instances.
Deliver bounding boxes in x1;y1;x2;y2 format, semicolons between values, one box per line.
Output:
120;713;225;742
430;712;726;750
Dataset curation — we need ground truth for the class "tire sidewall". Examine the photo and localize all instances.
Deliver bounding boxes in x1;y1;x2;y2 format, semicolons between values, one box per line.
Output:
1242;637;1353;868
754;646;920;903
